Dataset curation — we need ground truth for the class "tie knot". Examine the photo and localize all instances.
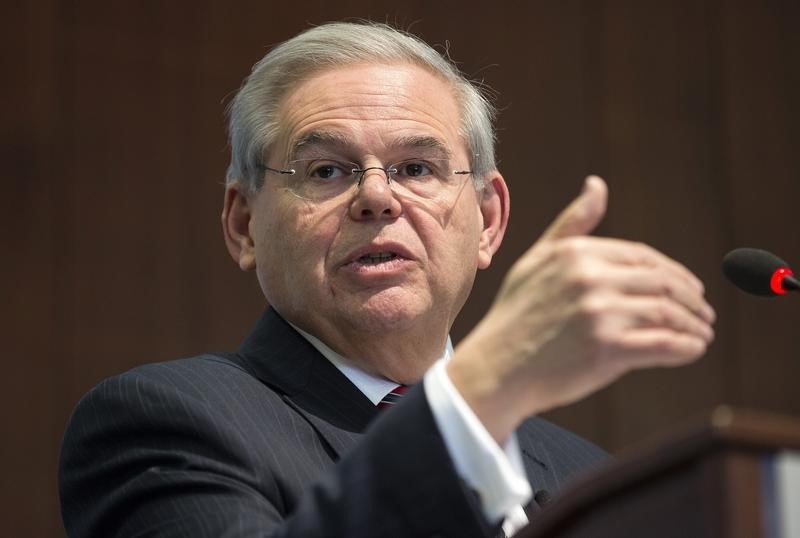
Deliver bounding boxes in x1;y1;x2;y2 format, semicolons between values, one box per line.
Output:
377;385;408;409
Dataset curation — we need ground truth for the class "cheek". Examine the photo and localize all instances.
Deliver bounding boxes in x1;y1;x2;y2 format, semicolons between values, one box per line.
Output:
423;204;483;283
256;200;319;255
255;202;340;298
450;203;483;256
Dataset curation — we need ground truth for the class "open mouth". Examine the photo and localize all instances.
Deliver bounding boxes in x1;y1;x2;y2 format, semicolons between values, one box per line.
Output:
357;251;398;265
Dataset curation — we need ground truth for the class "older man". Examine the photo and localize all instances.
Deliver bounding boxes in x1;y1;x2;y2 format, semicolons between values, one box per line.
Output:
59;22;714;537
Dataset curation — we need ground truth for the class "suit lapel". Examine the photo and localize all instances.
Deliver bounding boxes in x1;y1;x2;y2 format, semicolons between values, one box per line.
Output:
235;308;379;458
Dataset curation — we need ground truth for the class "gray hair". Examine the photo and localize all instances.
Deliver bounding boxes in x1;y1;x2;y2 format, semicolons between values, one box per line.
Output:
226;21;497;193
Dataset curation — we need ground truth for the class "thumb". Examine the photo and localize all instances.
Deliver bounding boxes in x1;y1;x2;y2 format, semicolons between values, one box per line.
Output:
539;175;608;242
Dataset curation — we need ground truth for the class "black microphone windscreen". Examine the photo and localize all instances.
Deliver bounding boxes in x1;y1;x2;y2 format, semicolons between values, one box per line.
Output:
722;248;789;296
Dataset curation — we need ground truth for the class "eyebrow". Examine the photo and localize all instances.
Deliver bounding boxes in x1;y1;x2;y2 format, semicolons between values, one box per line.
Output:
288;131;453;162
289;131;352;161
392;135;453;159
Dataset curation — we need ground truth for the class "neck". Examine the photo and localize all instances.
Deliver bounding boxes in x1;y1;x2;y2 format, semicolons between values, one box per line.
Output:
290;314;450;385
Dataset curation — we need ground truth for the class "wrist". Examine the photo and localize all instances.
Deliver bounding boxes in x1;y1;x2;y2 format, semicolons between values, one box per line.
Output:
447;335;524;444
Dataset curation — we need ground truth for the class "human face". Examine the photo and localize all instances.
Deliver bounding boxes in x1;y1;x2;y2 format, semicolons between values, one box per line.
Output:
227;62;506;367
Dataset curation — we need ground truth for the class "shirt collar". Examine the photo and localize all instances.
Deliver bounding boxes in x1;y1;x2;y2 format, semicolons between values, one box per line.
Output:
291;324;453;405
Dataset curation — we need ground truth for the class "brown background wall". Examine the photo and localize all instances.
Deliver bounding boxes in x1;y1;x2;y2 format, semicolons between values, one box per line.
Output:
3;1;799;535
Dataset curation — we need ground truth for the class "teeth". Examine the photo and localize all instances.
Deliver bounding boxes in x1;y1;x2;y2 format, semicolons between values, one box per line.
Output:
358;251;397;264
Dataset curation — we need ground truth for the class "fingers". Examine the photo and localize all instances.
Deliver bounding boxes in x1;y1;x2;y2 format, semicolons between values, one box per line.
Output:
625;273;714;324
577;297;713;382
582;237;705;294
613;329;709;368
532;176;704;315
543;236;714;325
539;175;608;242
557;240;716;371
468;173;718;423
587;260;715;324
598;295;715;343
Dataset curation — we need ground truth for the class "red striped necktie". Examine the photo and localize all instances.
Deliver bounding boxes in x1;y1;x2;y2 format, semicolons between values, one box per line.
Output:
377;385;408;409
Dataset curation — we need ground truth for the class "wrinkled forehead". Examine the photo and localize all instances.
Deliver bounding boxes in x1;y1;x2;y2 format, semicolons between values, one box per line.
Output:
287;130;456;164
270;62;467;163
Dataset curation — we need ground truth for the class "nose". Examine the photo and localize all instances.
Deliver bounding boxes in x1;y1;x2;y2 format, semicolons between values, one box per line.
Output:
348;168;402;221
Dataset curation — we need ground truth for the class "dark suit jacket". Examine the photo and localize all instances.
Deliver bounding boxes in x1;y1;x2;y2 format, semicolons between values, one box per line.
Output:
59;308;606;537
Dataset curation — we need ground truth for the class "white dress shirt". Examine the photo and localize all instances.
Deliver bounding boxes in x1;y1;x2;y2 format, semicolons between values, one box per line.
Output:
293;327;533;536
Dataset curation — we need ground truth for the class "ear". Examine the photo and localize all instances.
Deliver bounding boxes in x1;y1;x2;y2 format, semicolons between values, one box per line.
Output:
221;182;257;271
476;172;510;269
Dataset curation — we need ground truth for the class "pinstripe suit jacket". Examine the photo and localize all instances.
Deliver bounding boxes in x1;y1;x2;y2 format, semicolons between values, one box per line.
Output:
59;307;606;537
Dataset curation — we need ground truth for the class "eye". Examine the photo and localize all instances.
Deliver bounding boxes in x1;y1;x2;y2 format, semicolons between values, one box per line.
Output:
307;162;350;181
394;161;434;178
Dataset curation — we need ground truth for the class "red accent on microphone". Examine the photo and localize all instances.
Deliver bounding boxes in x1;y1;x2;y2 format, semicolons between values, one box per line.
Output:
770;267;793;295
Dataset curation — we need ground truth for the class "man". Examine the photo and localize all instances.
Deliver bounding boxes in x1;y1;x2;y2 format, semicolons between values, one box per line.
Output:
59;22;715;537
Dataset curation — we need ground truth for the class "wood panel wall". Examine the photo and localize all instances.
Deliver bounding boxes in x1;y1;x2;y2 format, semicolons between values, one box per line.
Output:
4;1;798;535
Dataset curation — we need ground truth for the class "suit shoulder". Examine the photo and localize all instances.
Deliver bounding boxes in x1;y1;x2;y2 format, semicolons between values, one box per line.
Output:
122;352;251;382
87;353;261;402
65;353;284;438
59;353;289;537
60;352;288;479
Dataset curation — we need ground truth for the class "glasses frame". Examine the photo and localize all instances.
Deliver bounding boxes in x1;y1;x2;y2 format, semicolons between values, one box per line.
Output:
257;157;474;202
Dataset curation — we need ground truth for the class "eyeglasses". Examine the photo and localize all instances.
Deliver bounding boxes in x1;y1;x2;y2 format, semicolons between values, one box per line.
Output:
257;157;473;203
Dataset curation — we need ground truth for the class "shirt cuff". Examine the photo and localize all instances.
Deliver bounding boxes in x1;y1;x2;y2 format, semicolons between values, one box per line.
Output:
423;360;533;524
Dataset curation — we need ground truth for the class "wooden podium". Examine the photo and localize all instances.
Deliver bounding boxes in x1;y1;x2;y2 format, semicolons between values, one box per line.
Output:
519;407;800;538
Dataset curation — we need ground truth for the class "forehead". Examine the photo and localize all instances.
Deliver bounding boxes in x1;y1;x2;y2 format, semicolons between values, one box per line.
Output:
274;62;465;159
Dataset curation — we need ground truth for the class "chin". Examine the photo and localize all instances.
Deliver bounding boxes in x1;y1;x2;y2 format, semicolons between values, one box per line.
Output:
340;288;435;333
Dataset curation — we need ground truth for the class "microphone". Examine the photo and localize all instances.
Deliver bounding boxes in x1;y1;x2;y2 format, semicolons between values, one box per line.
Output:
722;248;800;296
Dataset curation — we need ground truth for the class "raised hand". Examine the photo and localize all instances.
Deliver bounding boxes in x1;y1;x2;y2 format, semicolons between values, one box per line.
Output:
448;176;715;443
